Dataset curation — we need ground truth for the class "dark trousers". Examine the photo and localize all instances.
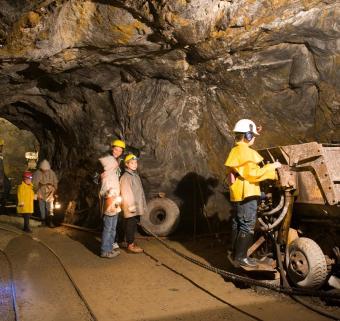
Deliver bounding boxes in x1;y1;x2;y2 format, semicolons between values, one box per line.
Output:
125;215;140;245
23;214;30;231
232;197;258;235
115;213;125;243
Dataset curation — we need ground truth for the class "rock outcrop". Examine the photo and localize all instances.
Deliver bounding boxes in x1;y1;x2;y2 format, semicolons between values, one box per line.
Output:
0;0;339;227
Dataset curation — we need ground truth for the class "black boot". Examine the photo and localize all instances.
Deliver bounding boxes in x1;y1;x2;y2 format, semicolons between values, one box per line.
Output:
230;228;238;258
46;215;55;228
234;231;257;268
23;214;32;233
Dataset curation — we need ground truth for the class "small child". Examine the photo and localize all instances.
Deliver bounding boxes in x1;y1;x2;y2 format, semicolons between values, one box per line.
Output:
17;171;35;233
120;154;147;253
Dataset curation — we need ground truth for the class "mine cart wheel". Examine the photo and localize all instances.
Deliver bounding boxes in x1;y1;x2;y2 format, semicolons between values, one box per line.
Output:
286;237;328;288
141;197;180;236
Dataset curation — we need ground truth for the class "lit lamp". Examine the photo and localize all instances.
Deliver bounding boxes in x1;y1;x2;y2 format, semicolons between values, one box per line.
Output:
54;201;61;210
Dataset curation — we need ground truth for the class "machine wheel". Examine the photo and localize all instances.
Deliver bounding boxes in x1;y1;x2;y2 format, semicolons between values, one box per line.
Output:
286;237;328;288
141;198;180;236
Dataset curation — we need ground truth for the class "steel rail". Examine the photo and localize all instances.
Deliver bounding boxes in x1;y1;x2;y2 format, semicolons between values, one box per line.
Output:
4;222;338;320
62;222;340;320
0;225;98;321
0;248;20;321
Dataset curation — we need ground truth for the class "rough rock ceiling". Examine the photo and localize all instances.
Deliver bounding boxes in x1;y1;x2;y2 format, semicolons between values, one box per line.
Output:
0;0;339;224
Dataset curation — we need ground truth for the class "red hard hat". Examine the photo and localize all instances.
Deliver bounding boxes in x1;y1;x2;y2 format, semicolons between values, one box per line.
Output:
23;171;33;179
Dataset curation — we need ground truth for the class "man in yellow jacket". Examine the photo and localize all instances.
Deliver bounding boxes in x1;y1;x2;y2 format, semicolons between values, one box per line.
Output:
225;119;281;268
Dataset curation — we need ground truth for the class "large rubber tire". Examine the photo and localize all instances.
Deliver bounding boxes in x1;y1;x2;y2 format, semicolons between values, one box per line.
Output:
286;237;328;288
141;198;180;237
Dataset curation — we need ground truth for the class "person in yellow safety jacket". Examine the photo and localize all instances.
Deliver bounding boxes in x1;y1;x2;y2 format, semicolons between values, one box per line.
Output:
17;171;35;233
225;119;281;268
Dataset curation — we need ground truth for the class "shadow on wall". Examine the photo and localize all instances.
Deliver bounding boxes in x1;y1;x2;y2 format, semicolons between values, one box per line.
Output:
174;172;230;236
170;172;239;278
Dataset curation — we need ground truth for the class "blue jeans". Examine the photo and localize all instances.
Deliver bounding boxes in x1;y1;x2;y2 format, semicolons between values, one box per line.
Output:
232;198;258;235
101;214;119;254
39;200;52;220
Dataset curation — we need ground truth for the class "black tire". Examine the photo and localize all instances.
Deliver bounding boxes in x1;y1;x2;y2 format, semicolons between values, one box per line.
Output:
141;198;180;236
286;237;328;288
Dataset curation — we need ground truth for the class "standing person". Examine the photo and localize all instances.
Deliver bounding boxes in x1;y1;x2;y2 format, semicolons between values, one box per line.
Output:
98;138;125;258
17;171;35;232
224;119;281;268
120;154;147;254
99;154;122;258
32;159;58;227
110;139;126;247
0;139;10;212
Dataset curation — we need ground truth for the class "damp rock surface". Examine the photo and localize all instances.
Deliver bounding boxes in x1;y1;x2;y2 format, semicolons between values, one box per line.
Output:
0;0;339;225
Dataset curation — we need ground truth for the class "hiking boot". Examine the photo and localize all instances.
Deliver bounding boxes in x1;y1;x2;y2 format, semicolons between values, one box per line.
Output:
127;243;143;254
112;242;120;250
47;215;55;228
238;257;257;268
111;249;121;256
101;250;120;259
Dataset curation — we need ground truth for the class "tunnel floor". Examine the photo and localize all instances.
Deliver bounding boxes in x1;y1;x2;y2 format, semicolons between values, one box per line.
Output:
0;216;338;321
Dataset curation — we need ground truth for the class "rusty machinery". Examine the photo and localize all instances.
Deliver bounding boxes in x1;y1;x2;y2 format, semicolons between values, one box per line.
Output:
251;142;340;288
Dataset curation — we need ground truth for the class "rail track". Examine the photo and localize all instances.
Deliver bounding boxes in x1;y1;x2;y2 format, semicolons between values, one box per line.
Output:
0;222;339;321
0;224;98;321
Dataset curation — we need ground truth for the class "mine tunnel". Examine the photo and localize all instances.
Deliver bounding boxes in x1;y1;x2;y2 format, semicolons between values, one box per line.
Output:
0;1;340;321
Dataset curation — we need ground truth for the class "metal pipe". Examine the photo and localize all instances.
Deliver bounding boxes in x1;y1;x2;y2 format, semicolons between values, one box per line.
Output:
259;194;285;217
259;191;291;232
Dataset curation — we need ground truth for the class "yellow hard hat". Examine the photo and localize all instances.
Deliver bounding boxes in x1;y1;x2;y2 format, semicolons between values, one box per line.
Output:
111;139;126;149
0;139;4;145
124;154;138;163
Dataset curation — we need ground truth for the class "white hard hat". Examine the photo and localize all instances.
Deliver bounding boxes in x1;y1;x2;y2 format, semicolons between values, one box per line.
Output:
233;119;260;135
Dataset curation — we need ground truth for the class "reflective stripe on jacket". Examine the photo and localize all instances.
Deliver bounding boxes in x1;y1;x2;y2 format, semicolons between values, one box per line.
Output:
17;182;34;214
224;142;277;202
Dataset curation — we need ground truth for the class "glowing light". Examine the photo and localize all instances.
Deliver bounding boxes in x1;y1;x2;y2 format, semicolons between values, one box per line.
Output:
54;201;61;210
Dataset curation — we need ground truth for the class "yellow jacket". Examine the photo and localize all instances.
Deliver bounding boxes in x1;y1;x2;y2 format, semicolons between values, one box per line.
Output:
17;182;34;214
225;142;277;202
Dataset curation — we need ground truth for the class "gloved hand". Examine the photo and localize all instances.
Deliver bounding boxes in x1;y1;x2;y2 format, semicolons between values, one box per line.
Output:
128;205;136;213
273;161;282;169
114;196;122;206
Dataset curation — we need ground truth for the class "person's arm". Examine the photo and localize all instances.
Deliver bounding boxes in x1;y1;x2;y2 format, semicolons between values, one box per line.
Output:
242;161;280;183
17;185;24;207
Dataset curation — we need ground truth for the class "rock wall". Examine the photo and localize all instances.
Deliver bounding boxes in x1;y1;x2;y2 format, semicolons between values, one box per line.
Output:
0;0;339;227
0;118;38;190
